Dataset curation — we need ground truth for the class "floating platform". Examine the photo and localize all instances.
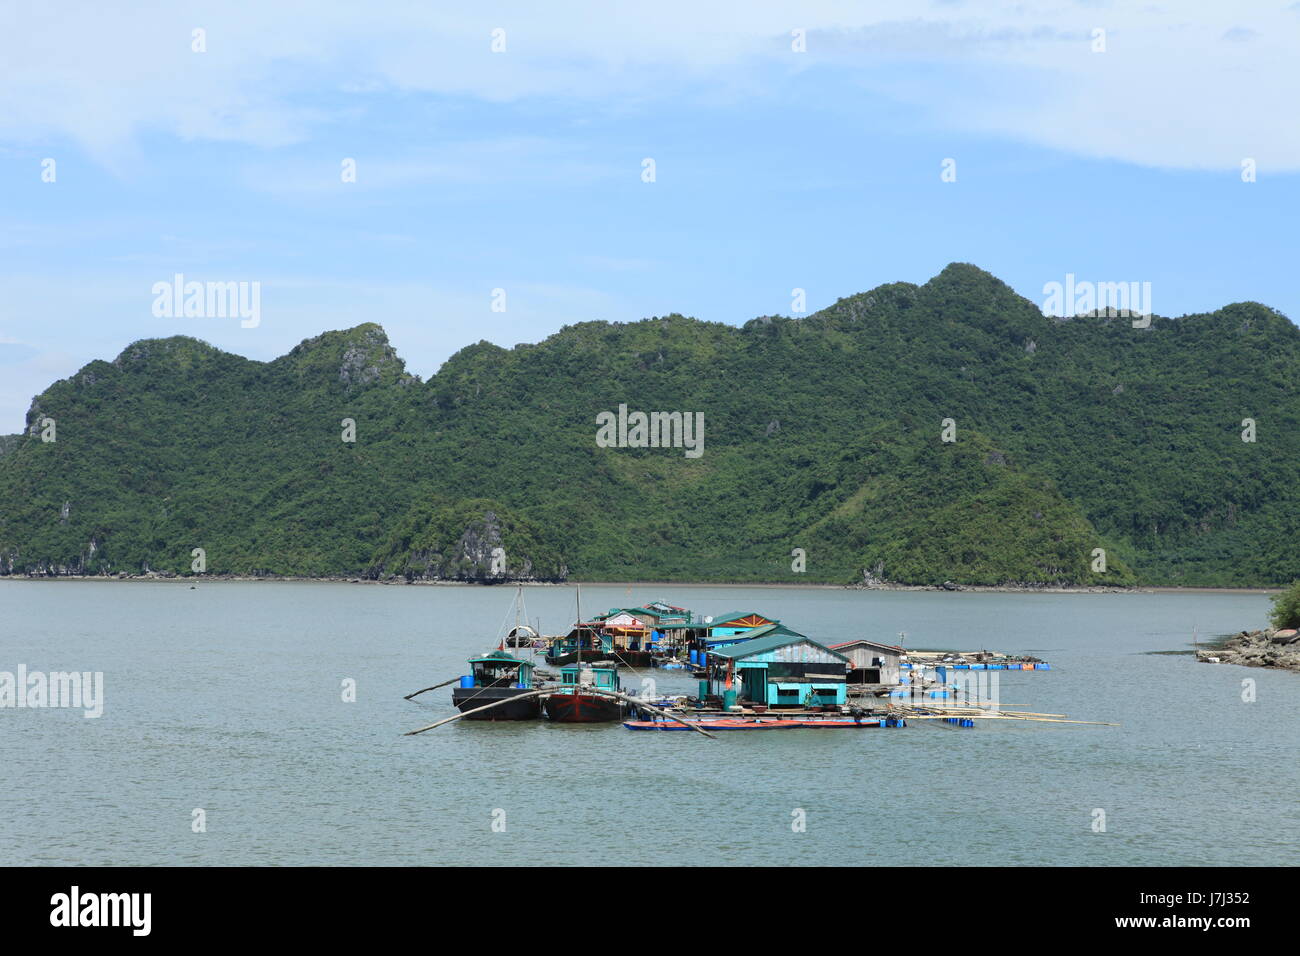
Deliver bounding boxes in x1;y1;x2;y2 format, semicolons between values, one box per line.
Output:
623;716;906;731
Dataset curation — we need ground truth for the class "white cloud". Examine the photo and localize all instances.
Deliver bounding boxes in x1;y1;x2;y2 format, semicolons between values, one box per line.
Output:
1;1;1297;170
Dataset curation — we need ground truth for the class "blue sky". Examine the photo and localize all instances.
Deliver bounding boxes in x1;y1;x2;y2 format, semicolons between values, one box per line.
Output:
2;1;1298;430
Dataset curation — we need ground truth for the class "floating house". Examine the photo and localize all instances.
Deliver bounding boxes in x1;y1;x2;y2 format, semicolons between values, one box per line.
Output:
707;627;851;709
828;639;904;685
594;610;654;651
634;601;693;629
700;611;781;648
592;601;695;652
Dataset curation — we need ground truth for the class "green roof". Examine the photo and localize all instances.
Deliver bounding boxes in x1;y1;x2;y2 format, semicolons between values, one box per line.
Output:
711;627;849;663
603;605;691;619
469;649;532;666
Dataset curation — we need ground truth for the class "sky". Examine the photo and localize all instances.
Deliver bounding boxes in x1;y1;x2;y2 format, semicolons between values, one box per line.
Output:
1;0;1298;430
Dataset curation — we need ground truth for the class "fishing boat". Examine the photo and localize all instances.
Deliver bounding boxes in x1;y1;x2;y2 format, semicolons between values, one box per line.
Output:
538;584;625;723
542;661;625;722
451;650;541;720
544;624;607;665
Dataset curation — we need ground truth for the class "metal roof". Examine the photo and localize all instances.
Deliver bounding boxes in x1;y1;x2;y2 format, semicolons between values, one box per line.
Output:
829;639;904;654
710;627;849;663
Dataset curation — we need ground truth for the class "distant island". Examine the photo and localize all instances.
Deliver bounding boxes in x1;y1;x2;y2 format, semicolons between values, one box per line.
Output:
2;263;1298;587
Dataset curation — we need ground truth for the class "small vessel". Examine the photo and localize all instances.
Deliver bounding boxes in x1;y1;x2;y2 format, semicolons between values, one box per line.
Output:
540;584;625;723
451;650;541;720
506;624;539;648
543;662;625;722
624;717;803;731
623;715;906;731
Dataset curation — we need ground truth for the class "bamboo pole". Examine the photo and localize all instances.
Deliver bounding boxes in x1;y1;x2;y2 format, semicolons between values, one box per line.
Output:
404;689;550;735
602;689;716;739
902;713;1118;726
403;676;464;700
403;686;719;738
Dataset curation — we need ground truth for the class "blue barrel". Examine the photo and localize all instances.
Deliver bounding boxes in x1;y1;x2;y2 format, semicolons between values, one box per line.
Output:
723;690;737;709
698;680;709;700
459;675;474;688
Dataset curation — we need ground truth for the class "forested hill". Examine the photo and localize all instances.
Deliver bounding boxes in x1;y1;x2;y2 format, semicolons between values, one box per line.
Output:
2;263;1297;587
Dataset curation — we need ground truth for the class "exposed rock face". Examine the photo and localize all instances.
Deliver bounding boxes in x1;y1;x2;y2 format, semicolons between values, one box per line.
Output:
1198;628;1300;671
336;326;416;391
370;509;563;583
25;398;44;437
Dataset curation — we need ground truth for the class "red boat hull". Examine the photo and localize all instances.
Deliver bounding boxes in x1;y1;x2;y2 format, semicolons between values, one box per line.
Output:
543;691;624;723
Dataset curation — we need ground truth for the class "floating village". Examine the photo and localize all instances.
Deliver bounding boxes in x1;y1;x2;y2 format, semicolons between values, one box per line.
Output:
404;590;1112;738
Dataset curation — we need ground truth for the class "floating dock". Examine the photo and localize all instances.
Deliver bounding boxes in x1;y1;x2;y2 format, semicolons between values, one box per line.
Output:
624;715;906;731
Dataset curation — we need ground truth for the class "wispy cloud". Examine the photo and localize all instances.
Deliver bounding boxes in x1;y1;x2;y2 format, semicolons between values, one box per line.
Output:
2;1;1298;170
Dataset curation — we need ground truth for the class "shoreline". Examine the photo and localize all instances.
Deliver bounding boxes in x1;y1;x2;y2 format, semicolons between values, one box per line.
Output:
0;574;1282;595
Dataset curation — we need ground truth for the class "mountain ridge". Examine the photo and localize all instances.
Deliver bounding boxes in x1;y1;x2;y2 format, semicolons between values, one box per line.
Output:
2;263;1296;586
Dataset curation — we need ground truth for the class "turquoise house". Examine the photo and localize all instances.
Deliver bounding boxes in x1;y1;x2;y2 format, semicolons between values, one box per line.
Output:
708;627;850;708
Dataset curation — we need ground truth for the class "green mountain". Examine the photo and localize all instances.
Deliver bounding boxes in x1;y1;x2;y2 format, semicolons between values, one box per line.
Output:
2;264;1296;586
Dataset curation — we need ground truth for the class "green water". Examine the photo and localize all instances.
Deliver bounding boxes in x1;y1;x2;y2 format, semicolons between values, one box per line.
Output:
1;581;1295;865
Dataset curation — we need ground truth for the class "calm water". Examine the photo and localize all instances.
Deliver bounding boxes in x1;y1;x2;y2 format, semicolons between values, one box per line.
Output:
1;581;1296;866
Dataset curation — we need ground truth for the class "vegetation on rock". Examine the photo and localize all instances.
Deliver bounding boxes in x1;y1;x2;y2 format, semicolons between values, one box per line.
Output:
1;264;1295;585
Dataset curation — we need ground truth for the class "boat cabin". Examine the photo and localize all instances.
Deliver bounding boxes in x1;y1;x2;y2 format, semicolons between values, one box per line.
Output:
466;650;535;689
558;663;620;693
549;625;610;657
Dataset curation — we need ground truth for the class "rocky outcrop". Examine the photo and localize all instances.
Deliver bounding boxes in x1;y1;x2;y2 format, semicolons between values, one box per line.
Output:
1198;628;1300;671
367;500;566;583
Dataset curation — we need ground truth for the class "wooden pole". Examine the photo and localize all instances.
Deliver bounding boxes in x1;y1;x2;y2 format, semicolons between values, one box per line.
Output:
402;686;719;739
601;689;716;739
901;713;1119;726
403;676;463;700
403;689;551;735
